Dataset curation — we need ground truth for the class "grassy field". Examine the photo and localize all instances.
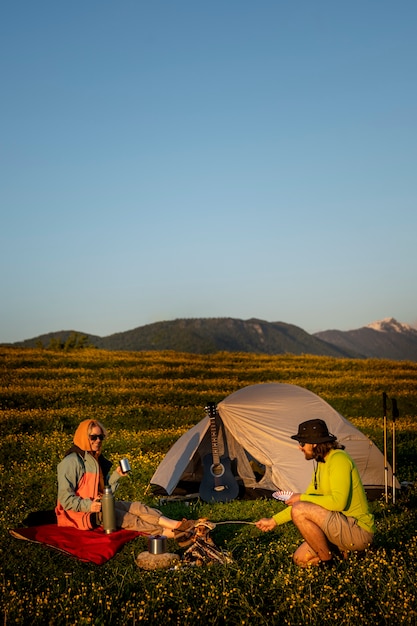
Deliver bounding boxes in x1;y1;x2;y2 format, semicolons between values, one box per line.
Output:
1;347;417;625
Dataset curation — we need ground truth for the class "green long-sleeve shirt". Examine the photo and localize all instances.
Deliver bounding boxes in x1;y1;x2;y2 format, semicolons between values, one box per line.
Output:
272;448;375;534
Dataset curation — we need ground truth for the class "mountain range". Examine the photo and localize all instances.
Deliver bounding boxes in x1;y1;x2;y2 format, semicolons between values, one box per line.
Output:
5;317;417;361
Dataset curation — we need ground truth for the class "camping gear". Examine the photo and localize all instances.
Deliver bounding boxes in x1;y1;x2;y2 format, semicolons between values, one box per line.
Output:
10;525;143;565
383;392;389;502
119;458;132;473
199;402;240;503
102;486;116;534
392;398;399;504
182;535;233;566
150;383;399;499
173;519;196;547
182;519;233;566
203;520;256;527
148;535;167;555
272;490;293;502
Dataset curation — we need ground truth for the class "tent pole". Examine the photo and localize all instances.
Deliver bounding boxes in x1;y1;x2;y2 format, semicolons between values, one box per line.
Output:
392;398;399;504
383;392;388;503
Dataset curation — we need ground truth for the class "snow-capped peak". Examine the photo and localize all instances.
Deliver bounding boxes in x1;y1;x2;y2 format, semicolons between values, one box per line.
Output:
367;318;414;333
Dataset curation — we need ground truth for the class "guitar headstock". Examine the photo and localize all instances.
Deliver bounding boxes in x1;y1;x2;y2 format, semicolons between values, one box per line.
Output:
205;402;217;417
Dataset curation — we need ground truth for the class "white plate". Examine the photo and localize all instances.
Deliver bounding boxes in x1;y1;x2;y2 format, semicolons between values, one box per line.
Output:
272;490;293;502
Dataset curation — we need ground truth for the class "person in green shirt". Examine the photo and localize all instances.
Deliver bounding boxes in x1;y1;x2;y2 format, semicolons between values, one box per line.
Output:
255;419;375;567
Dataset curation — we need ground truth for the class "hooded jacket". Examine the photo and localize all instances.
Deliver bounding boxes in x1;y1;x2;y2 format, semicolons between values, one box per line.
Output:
55;419;120;529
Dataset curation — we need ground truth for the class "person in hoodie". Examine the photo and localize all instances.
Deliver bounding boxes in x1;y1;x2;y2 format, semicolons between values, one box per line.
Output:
55;419;195;544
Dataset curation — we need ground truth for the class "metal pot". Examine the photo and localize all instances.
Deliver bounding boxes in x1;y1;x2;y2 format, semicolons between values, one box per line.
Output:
148;535;167;555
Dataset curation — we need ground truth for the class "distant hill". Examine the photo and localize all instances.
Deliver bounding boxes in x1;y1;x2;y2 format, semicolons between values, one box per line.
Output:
7;318;354;357
314;317;417;361
96;318;357;357
5;316;417;360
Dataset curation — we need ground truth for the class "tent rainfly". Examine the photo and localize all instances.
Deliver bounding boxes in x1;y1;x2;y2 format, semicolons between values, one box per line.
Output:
150;383;398;499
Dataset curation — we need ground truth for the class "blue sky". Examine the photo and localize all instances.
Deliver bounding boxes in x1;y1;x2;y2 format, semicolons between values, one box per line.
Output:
1;1;416;343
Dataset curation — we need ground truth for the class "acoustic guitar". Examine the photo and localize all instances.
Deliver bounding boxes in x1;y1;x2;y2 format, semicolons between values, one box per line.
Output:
199;402;239;503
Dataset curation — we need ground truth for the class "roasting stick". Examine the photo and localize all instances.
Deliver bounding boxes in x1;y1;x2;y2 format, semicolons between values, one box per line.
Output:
213;521;256;526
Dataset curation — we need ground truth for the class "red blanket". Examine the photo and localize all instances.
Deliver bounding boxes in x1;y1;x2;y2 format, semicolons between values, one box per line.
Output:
10;525;144;565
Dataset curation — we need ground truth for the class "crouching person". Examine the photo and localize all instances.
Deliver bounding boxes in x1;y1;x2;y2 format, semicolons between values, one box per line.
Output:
255;419;375;567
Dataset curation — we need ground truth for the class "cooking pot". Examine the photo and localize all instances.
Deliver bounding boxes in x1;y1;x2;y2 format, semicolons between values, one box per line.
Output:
148;535;167;555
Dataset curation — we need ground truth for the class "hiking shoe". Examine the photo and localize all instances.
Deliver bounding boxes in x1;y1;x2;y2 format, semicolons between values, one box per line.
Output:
176;518;196;533
174;519;196;547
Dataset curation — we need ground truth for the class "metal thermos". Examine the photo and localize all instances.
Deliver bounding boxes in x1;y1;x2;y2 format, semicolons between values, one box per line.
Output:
119;458;131;473
148;535;167;555
101;485;116;534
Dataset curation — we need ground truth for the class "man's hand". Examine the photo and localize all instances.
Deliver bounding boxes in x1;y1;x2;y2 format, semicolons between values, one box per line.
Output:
286;492;301;506
255;517;277;532
116;466;128;476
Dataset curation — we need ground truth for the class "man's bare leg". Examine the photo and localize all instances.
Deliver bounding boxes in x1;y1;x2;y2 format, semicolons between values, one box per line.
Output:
291;502;332;566
293;541;321;566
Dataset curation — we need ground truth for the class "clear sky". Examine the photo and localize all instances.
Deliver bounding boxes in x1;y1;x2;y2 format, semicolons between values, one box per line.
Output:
1;1;416;343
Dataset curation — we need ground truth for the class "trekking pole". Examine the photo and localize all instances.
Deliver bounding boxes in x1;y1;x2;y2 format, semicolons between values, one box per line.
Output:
383;392;388;503
392;398;399;504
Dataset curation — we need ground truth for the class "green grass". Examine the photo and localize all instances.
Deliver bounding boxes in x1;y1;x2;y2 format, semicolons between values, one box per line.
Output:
1;348;417;625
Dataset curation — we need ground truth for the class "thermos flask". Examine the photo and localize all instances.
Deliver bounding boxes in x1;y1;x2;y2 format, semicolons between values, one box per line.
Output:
101;485;116;534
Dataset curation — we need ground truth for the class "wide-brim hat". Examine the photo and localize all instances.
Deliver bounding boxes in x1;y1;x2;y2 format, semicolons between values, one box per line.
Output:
291;419;337;444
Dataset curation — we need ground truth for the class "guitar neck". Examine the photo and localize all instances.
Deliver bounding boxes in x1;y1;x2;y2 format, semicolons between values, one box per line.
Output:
206;403;221;465
209;415;221;465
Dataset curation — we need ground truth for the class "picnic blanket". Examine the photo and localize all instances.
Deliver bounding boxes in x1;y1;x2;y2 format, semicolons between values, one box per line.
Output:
10;517;144;565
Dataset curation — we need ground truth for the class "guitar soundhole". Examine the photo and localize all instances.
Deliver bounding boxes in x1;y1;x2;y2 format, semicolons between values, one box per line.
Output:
210;463;225;478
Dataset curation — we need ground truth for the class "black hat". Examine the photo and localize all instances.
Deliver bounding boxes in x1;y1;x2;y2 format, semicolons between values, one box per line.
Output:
291;419;337;444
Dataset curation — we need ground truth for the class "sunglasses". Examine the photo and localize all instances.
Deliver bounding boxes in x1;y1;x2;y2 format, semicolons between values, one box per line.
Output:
89;434;105;441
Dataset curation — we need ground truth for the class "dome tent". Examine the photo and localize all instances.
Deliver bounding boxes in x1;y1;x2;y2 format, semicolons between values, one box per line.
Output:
150;383;398;500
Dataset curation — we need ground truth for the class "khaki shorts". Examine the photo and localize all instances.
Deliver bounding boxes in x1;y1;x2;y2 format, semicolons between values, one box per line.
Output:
114;501;163;534
323;511;374;552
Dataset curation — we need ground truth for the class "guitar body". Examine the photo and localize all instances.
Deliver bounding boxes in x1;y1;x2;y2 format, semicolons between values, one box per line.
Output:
199;454;239;503
199;402;240;503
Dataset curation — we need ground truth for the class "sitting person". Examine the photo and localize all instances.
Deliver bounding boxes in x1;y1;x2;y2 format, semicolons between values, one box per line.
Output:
55;419;195;545
255;419;375;567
